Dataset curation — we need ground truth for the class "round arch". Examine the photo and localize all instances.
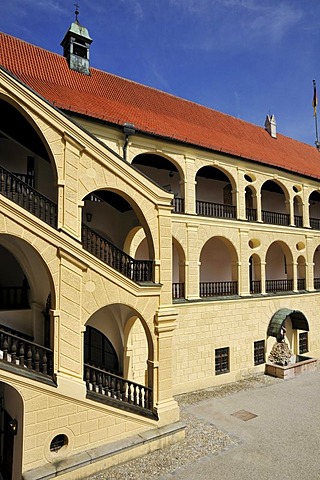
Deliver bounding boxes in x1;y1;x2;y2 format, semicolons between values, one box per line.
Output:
0;234;56;346
82;188;155;261
195;165;237;217
84;303;154;366
132;152;185;189
0;382;24;480
267;309;309;338
199;236;238;296
0;95;58;195
260;180;290;223
265;240;293;278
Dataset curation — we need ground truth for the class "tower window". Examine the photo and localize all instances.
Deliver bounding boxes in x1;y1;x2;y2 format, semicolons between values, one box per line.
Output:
73;43;87;58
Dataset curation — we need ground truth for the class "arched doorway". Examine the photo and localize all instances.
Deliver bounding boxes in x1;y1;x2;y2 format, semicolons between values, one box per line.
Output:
267;308;309;356
0;382;23;480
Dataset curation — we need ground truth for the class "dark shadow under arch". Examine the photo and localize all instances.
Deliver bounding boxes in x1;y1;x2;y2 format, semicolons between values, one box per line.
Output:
267;308;309;338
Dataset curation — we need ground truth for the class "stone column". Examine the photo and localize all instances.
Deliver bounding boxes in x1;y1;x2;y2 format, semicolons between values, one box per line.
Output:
60;133;85;240
184;157;196;215
56;248;87;396
154;307;179;425
186;223;199;299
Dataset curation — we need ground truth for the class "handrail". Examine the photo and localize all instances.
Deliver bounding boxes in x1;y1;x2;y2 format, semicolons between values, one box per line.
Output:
172;282;185;299
196;200;236;219
0;164;57;228
266;279;293;293
199;281;238;297
310;217;320;230
250;280;261;294
262;210;290;226
0;327;53;377
84;363;153;413
172;197;184;213
246;208;257;221
82;224;154;282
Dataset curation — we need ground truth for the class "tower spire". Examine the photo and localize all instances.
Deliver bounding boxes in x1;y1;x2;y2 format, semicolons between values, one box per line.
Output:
74;3;79;22
61;7;92;75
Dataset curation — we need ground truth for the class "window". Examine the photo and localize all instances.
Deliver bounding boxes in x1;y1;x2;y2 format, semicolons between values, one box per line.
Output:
299;332;308;354
215;347;229;375
84;326;120;374
50;434;68;452
254;340;265;365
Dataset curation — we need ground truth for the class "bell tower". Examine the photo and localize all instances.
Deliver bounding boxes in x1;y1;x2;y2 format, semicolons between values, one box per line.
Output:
61;6;92;75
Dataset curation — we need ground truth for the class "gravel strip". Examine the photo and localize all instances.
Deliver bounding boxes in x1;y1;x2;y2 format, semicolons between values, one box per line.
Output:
88;373;280;480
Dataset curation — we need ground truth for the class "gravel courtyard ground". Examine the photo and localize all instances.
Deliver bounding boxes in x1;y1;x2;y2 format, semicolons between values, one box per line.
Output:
88;373;281;480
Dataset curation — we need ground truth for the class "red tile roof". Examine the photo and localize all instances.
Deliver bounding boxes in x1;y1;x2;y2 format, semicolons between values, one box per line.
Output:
1;31;320;180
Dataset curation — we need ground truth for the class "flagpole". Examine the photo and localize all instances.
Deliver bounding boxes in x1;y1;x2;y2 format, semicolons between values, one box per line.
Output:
313;80;320;149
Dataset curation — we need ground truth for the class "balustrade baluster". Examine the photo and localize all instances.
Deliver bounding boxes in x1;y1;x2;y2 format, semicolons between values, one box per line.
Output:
27;345;32;369
121;380;128;402
97;372;103;393
0;170;5;192
139;386;143;407
19;342;25;366
3;336;8;361
102;372;107;395
42;350;47;375
6;175;12;199
116;379;121;399
34;348;40;372
85;367;91;389
11;340;17;364
109;376;114;397
91;370;97;391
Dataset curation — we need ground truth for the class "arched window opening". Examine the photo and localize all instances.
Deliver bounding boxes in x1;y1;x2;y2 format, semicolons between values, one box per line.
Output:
297;256;306;291
249;254;261;293
196;166;236;219
313;246;320;289
265;242;293;293
172;238;186;300
132;153;184;213
309;191;320;230
0;99;58;228
82;190;153;282
0;237;54;379
294;196;303;227
245;186;257;221
84;326;120;374
261;180;288;226
200;237;238;297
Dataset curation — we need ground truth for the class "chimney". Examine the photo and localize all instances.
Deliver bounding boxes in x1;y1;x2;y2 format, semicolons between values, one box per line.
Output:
265;114;277;138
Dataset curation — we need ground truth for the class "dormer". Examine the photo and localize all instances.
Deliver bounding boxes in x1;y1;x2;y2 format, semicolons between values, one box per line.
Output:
61;10;92;75
265;114;277;139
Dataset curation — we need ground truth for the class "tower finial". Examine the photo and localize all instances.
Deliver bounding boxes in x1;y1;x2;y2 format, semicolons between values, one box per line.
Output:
74;3;79;22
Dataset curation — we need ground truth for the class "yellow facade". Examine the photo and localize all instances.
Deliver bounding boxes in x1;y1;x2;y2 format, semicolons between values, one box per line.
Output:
1;46;320;479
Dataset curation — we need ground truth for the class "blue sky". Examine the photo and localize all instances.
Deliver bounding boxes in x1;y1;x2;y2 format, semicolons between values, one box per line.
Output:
1;0;320;146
